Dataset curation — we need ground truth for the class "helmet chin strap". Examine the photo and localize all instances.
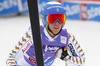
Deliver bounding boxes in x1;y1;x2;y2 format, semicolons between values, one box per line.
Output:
47;25;62;36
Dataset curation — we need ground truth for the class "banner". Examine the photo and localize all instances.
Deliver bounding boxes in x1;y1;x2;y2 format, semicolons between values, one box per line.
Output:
21;0;58;13
0;0;59;15
38;0;57;12
21;0;29;13
63;2;81;20
0;0;19;15
87;4;100;21
63;1;100;21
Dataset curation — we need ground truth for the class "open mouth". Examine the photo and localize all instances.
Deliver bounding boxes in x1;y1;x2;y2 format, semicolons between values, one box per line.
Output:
54;27;59;29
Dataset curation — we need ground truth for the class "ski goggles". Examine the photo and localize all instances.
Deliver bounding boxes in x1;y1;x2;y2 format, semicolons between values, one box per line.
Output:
46;14;66;24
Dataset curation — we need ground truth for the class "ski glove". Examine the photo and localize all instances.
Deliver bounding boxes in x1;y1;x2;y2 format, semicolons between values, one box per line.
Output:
56;47;71;60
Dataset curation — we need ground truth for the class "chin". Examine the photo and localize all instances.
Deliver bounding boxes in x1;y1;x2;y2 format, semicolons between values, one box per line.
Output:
54;31;59;34
53;29;61;34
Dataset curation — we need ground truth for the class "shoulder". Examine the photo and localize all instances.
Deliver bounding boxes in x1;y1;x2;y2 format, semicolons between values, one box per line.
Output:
61;29;75;40
62;28;67;32
68;33;75;41
68;33;78;45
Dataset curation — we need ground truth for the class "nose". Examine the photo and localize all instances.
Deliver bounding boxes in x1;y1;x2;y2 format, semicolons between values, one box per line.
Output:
55;21;60;25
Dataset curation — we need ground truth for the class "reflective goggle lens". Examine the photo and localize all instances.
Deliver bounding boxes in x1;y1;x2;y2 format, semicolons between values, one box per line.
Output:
47;14;65;24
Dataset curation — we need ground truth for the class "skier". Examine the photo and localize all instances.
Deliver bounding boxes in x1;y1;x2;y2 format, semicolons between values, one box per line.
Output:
6;1;85;66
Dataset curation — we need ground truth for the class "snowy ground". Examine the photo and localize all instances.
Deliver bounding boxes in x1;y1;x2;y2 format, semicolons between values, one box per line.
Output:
0;15;100;66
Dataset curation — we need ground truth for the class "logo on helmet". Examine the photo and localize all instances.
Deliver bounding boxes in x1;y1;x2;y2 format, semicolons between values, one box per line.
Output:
57;8;59;12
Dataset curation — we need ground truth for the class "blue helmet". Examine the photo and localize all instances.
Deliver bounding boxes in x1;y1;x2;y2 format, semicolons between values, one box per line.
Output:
40;1;66;27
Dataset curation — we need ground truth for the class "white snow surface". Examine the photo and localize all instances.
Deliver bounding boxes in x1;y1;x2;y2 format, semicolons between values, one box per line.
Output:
0;15;100;66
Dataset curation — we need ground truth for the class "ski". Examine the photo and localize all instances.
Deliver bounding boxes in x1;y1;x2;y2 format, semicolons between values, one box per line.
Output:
27;0;44;66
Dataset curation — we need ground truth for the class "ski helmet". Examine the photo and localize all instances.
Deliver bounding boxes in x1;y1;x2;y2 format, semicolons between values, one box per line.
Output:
40;1;66;28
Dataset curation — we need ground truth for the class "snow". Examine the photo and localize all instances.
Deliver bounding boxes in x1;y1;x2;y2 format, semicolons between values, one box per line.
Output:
0;15;100;66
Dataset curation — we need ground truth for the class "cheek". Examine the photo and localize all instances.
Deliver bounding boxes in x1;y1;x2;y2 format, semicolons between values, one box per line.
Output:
49;25;53;29
60;25;62;28
58;25;62;29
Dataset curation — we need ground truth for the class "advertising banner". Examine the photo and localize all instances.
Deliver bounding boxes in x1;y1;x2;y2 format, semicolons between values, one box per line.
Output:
63;2;81;20
87;4;100;21
38;0;57;12
21;0;29;13
63;1;100;21
0;0;19;15
21;0;58;14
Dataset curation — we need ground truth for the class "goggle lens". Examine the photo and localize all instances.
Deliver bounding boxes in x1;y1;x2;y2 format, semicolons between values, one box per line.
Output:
47;14;65;24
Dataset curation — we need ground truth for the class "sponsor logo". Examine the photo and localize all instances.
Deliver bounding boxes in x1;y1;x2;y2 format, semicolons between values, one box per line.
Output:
57;8;59;12
44;45;60;52
0;0;18;11
23;1;28;11
68;43;78;56
61;36;67;44
65;5;80;16
22;43;31;53
88;6;100;19
29;57;36;64
68;43;75;53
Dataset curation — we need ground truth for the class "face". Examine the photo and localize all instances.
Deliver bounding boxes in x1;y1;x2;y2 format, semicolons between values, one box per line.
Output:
48;21;62;34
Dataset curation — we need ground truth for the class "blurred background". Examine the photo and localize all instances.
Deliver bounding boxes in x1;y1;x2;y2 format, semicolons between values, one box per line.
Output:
0;0;100;66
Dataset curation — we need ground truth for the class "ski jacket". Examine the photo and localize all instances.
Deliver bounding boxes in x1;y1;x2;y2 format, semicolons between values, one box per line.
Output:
6;26;85;66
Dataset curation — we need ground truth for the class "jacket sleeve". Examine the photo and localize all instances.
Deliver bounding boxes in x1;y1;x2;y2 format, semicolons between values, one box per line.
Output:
6;27;32;66
65;33;86;66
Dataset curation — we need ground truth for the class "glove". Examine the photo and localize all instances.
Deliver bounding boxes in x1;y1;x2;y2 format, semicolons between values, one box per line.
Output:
56;47;71;60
